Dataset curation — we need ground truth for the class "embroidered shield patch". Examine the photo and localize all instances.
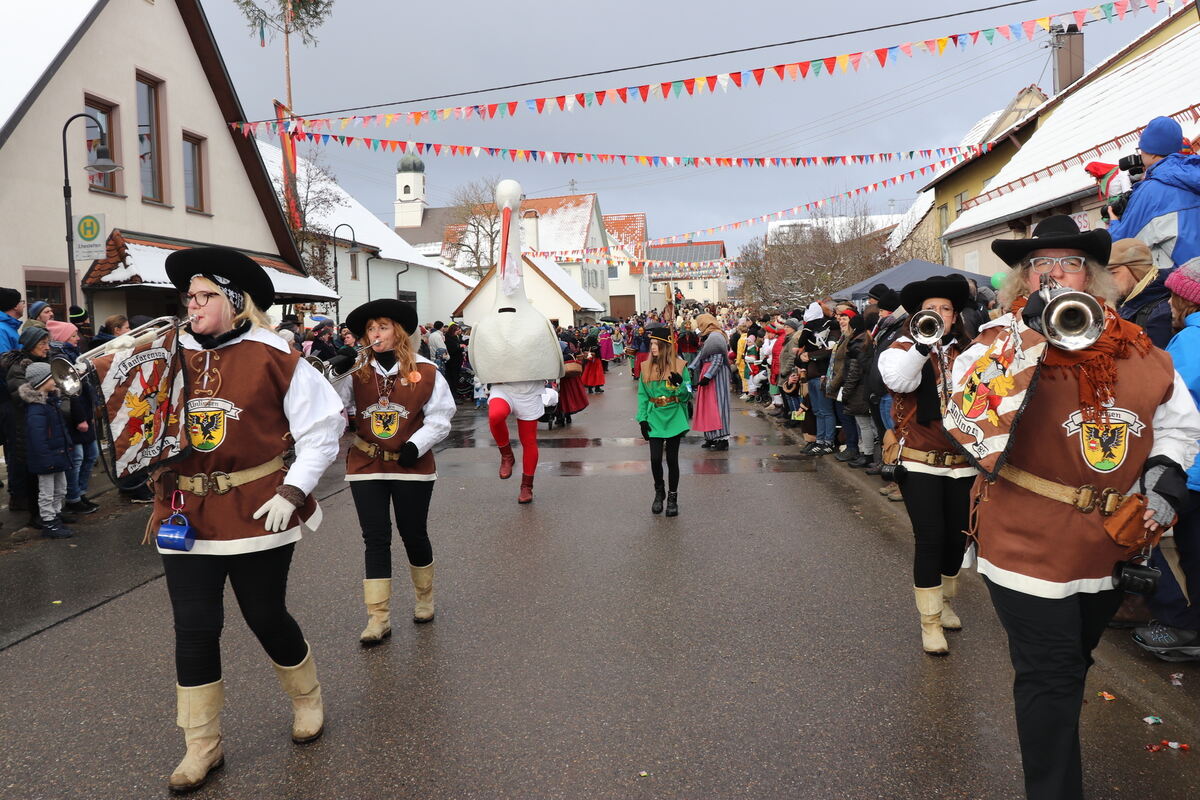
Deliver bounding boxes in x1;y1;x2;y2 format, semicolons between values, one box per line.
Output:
185;398;242;452
1062;408;1144;473
371;410;401;439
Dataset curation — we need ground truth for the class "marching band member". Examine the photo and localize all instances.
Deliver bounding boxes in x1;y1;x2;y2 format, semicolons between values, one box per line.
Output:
948;217;1200;800
878;275;976;655
637;326;691;516
338;299;455;644
155;248;343;793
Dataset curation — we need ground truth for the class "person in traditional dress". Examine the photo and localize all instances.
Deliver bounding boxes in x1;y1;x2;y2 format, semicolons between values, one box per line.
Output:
581;331;606;393
338;300;455;645
878;276;977;655
598;326;615;372
637;326;691;516
631;326;650;380
556;344;589;425
690;313;731;450
949;216;1200;800
155;248;343;793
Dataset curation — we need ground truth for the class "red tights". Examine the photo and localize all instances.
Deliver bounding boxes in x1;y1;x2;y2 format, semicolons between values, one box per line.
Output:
488;398;539;476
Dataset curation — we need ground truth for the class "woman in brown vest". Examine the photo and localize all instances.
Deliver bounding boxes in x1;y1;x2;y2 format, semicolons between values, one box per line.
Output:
339;300;455;645
157;248;344;793
878;275;977;656
953;216;1200;800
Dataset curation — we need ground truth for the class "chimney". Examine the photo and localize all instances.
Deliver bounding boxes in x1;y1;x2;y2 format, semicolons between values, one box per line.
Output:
1051;24;1084;94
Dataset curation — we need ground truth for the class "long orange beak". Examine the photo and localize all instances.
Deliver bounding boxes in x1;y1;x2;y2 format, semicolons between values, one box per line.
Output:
499;206;512;278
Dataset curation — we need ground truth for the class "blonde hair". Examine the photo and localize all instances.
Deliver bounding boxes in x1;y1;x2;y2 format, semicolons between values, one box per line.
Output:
998;257;1118;310
189;276;271;331
355;317;417;382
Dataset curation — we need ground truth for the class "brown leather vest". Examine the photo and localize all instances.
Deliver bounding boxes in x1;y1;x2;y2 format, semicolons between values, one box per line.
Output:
347;362;437;478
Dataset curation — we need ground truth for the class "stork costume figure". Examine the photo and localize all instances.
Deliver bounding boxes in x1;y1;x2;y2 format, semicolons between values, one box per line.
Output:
468;180;565;503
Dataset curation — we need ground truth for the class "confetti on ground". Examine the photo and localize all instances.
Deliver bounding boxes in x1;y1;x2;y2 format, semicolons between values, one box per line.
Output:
638;771;649;778
1147;740;1191;753
51;600;62;605
1144;716;1163;725
1097;691;1117;701
1170;673;1184;686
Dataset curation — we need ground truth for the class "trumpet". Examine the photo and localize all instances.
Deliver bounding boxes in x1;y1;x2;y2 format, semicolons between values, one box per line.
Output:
306;339;380;385
908;309;946;346
1038;275;1103;351
51;315;195;396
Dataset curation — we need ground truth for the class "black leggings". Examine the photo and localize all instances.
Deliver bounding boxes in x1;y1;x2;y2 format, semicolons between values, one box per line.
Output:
162;544;308;686
648;434;684;492
900;471;972;588
350;480;435;578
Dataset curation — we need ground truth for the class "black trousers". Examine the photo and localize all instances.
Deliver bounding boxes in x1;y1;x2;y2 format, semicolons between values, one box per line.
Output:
648;433;683;492
350;479;434;578
899;471;972;587
984;578;1122;800
162;544;308;686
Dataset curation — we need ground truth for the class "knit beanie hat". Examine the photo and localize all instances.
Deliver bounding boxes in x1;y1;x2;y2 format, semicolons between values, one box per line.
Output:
802;302;823;323
0;287;21;312
27;300;49;321
47;320;78;343
784;317;802;331
1165;257;1200;305
25;362;53;389
19;326;49;351
1139;116;1184;156
68;305;88;323
1108;238;1154;280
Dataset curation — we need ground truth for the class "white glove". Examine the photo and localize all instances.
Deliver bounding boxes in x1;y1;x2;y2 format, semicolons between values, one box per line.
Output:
103;334;137;353
253;494;298;532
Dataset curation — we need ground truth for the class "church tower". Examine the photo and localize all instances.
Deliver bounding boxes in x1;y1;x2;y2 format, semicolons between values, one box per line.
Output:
393;153;425;229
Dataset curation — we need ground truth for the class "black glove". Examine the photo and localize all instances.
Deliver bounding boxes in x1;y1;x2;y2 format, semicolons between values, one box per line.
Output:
639;420;651;441
397;441;419;468
1022;291;1048;333
698;375;712;387
667;371;683;387
914;342;932;357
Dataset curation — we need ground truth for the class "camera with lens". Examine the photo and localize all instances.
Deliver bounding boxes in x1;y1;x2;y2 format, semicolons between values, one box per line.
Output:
1118;152;1144;177
879;462;908;483
1113;558;1160;595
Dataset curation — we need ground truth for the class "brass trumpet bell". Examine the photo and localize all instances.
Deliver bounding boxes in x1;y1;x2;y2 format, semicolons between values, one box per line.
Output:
908;309;945;346
1042;290;1104;351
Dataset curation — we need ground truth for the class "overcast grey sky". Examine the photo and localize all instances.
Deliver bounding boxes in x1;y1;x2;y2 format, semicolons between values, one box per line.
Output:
199;0;1172;255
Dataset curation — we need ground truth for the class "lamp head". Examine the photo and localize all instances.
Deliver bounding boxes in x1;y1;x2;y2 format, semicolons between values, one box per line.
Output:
87;143;121;174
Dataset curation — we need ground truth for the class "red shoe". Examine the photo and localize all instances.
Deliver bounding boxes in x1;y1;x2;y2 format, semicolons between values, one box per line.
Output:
498;445;515;479
518;474;534;504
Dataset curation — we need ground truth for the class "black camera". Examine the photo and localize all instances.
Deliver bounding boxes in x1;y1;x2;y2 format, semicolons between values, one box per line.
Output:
1113;559;1160;596
1118;152;1144;177
879;462;908;483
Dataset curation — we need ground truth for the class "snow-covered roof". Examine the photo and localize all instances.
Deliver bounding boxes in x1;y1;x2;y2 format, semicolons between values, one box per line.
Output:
885;191;936;251
960;110;1004;149
603;213;647;256
94;239;337;301
526;255;605;311
255;140;476;289
769;214;903;244
522;194;598;253
0;0;99;146
946;21;1200;238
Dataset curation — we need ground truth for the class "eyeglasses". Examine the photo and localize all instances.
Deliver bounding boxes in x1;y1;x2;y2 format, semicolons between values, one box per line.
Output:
1028;256;1087;274
182;291;221;308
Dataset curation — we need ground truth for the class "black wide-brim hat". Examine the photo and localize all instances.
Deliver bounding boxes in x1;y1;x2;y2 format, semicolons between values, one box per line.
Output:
165;247;275;311
345;299;417;339
645;325;672;343
991;214;1112;268
900;274;971;314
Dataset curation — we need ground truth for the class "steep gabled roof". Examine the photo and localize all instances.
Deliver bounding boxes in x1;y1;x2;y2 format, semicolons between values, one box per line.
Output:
451;254;604;316
946;20;1200;238
520;193;599;253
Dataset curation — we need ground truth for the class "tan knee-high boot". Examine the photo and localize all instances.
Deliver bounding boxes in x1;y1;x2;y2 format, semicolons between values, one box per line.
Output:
409;562;435;623
940;573;962;631
914;586;949;655
271;643;324;743
169;680;224;794
360;578;392;644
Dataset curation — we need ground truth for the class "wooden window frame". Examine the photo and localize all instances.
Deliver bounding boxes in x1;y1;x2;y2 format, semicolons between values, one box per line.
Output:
84;94;121;194
182;131;206;212
350;252;359;281
136;72;165;203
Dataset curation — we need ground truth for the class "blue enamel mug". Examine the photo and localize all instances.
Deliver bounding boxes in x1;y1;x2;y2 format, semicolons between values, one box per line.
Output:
157;513;196;551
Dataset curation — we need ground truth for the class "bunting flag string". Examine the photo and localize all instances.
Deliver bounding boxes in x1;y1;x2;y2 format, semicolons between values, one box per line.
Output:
236;125;991;168
238;0;1168;130
579;256;737;271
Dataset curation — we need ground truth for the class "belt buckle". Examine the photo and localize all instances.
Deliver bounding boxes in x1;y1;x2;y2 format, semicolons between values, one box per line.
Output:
187;474;209;497
1099;487;1122;516
209;471;233;495
924;451;938;466
1074;484;1097;513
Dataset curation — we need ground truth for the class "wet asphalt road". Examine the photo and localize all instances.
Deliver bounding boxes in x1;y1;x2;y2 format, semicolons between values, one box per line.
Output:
1;360;1198;800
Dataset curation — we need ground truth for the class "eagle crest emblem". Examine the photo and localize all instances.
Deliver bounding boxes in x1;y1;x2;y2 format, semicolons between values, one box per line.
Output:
1063;408;1144;473
362;402;409;440
185;398;242;452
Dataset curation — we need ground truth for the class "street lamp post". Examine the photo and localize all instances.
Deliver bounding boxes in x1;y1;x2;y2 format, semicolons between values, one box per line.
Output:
62;113;121;310
330;223;361;321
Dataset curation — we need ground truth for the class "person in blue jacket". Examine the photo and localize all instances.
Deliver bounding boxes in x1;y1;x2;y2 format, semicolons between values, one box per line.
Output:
1134;257;1200;662
1108;116;1200;270
0;288;23;353
18;362;74;539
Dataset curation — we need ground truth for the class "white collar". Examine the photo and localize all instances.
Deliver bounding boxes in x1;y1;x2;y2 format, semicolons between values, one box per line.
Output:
180;325;291;353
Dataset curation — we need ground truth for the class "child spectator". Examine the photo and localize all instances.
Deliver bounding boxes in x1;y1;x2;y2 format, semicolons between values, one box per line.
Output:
19;362;74;538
